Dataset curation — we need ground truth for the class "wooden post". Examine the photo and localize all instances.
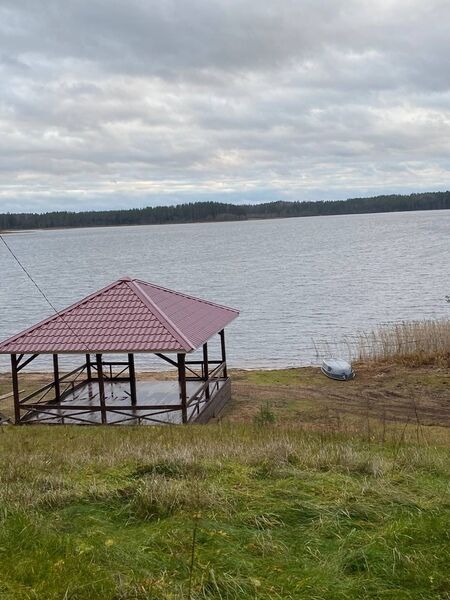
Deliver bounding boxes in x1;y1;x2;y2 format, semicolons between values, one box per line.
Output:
203;343;210;401
53;354;60;401
177;353;188;423
219;329;228;378
85;354;92;380
128;353;137;406
96;353;107;424
11;354;21;425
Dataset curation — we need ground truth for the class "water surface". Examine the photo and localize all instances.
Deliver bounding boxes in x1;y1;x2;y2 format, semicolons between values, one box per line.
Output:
0;210;448;371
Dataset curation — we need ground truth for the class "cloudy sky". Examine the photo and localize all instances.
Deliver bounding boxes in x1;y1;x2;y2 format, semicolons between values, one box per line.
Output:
1;0;449;213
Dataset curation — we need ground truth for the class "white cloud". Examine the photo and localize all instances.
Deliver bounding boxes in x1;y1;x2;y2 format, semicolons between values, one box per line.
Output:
0;0;449;212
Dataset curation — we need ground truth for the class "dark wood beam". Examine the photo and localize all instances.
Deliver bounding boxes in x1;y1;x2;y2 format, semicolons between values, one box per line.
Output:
177;353;188;424
19;364;86;404
157;352;201;378
22;403;182;411
16;353;39;372
203;343;210;401
53;354;60;402
220;329;228;378
128;353;137;406
11;354;21;425
59;379;89;402
85;354;92;380
185;360;221;365
96;353;107;424
155;353;178;368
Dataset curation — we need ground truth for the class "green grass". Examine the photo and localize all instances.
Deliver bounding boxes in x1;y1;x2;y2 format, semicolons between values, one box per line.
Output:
0;425;449;599
235;369;306;386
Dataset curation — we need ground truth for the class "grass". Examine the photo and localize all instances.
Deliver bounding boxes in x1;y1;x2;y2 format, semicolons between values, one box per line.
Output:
311;319;450;368
0;318;448;598
229;362;450;430
354;319;450;366
0;424;449;599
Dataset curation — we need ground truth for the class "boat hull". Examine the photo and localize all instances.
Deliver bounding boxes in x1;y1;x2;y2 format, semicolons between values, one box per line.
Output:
320;367;355;381
321;358;355;381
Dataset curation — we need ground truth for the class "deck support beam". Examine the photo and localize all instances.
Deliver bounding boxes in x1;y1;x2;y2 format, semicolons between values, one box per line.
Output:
17;353;38;372
11;354;21;425
96;353;107;424
128;353;137;405
85;354;92;381
219;329;227;378
53;354;61;402
155;353;178;368
203;343;210;401
177;353;188;423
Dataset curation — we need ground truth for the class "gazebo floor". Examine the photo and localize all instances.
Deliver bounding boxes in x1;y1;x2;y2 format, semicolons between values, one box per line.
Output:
22;379;226;425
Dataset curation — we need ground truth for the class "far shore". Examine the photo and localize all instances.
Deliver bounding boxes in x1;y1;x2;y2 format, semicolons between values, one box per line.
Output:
1;205;449;236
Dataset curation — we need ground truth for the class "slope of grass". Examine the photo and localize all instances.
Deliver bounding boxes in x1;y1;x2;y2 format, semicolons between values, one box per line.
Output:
0;424;449;599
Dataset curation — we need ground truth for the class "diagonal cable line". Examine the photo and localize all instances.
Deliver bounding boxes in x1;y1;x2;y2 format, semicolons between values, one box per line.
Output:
0;234;91;353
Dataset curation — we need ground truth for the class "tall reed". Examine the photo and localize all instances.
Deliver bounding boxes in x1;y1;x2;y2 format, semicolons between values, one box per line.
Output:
354;319;450;365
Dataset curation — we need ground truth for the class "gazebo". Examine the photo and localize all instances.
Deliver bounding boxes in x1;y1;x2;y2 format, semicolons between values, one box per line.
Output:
0;277;239;425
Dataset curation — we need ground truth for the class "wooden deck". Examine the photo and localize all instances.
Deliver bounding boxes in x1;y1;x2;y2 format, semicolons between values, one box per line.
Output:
22;378;229;425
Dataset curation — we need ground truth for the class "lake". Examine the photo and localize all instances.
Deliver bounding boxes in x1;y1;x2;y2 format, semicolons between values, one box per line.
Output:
0;210;448;372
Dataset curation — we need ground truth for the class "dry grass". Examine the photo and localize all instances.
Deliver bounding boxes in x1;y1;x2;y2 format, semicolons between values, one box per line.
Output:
354;319;450;366
313;319;450;367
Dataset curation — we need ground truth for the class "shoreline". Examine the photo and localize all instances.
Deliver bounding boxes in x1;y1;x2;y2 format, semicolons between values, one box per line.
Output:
1;362;449;428
0;364;315;377
1;206;449;235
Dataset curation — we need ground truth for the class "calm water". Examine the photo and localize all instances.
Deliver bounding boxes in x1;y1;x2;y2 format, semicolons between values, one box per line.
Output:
0;210;448;372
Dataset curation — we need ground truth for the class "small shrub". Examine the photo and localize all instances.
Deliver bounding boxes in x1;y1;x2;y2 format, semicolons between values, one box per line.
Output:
253;402;276;426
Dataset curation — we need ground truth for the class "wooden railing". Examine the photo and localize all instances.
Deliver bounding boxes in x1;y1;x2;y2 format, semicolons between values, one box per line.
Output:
186;361;226;422
20;364;86;405
19;359;228;426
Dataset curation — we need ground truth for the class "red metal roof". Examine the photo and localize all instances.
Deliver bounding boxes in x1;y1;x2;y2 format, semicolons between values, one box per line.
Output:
0;277;239;354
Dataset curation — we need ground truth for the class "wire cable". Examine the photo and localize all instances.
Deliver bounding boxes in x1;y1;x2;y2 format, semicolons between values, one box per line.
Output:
0;234;91;353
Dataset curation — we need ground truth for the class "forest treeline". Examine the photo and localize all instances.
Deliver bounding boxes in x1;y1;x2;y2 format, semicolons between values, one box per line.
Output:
1;191;449;230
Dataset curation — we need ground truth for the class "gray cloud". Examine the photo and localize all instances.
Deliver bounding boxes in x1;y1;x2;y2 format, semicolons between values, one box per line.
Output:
0;0;449;212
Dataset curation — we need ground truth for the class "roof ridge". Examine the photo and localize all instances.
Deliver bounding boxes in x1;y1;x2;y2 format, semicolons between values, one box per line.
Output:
0;276;239;355
133;278;239;314
127;280;195;352
0;279;123;351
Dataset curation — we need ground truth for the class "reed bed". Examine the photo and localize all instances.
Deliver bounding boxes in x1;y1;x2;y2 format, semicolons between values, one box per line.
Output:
354;319;450;365
314;319;450;366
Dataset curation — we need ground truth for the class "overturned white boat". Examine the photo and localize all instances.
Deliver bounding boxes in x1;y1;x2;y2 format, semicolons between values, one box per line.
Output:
321;358;355;381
